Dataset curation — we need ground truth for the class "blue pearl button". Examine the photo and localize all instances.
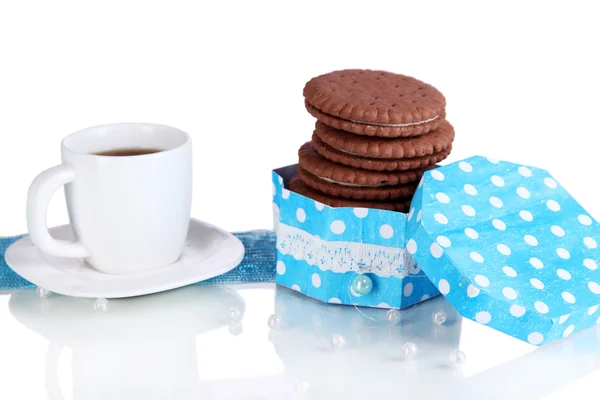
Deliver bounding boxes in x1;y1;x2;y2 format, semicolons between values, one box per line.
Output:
352;274;373;296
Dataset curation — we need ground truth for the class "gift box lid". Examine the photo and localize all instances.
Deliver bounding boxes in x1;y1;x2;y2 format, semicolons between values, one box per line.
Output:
407;155;600;346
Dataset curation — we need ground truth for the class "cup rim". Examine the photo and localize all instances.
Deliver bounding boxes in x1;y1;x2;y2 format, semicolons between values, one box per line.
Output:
61;122;190;157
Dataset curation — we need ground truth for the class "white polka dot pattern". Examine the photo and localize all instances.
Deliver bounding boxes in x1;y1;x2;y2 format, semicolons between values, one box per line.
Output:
431;170;445;181
467;284;480;298
436;192;450;203
465;228;479;239
510;304;526;317
528;332;544;345
276;261;286;275
437;236;451;248
296;208;306;223
330;220;345;234
407;239;417;255
411;156;600;346
379;224;394;239
271;168;439;313
475;311;492;324
353;208;368;218
311;273;321;288
438;279;450;295
493;219;506;230
459;161;473;172
464;184;477;195
430;243;443;258
519;211;533;222
489;196;503;208
518;166;532;177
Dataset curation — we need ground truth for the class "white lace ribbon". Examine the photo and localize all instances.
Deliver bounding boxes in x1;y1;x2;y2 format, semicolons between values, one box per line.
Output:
276;223;420;278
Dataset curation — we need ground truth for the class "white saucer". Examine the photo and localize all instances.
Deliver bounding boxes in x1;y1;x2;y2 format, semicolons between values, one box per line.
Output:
5;219;245;298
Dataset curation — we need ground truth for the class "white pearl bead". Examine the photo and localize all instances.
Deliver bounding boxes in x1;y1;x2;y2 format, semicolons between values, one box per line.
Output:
386;309;401;324
267;314;282;330
93;298;109;312
228;306;241;321
36;286;50;298
228;321;243;336
331;333;347;349
449;349;466;365
402;342;418;359
432;309;447;325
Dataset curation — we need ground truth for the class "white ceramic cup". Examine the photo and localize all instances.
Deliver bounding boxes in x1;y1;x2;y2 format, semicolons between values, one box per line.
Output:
26;123;192;274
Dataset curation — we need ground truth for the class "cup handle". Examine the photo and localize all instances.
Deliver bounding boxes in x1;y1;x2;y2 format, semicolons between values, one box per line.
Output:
45;343;67;400
26;165;89;258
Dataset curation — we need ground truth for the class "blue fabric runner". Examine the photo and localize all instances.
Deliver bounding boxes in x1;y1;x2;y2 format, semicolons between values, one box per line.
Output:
0;231;277;290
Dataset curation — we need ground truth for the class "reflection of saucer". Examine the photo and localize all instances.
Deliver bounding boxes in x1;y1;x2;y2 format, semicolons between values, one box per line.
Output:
5;219;244;298
9;285;245;341
9;285;246;400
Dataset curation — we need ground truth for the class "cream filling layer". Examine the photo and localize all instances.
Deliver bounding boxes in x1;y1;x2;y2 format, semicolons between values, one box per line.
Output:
329;145;374;158
318;176;392;188
349;113;440;127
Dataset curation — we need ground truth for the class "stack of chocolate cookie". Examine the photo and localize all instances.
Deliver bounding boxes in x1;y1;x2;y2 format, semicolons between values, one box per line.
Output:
290;69;454;212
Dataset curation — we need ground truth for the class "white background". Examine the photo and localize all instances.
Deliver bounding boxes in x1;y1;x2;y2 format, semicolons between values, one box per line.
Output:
1;0;599;236
1;1;600;399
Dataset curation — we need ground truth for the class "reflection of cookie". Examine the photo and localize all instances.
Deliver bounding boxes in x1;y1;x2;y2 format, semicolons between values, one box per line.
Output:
303;69;446;137
312;134;452;172
299;142;427;186
298;166;416;201
289;176;411;212
314;120;454;159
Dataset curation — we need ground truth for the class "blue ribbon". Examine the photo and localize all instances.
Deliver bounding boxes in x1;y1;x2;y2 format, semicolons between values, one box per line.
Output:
0;231;277;290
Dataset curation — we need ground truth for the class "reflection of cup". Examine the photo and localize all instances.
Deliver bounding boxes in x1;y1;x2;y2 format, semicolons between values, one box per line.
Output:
26;123;192;274
9;286;244;400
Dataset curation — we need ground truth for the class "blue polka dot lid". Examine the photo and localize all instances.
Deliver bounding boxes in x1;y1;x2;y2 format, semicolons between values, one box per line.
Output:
407;156;600;345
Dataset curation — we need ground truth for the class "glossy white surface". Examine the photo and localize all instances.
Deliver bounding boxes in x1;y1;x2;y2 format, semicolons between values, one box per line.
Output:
26;123;192;274
1;2;600;399
1;284;599;399
5;219;244;298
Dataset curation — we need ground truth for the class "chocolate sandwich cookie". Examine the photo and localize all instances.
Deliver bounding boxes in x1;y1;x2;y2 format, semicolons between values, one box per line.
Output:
312;134;452;172
289;176;412;212
303;69;446;138
314;120;454;159
298;142;421;201
298;166;416;201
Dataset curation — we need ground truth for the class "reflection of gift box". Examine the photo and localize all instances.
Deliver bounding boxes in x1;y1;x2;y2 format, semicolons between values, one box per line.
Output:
271;286;463;399
273;155;600;346
272;165;439;310
273;285;461;346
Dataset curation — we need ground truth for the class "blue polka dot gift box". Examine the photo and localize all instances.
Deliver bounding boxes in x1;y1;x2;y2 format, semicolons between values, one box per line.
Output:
406;156;600;346
272;165;440;310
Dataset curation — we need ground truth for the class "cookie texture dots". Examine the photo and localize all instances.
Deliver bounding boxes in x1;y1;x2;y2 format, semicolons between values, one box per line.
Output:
292;69;455;212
